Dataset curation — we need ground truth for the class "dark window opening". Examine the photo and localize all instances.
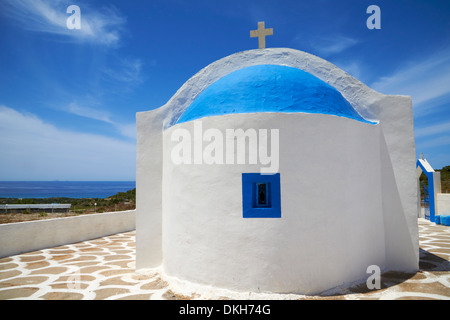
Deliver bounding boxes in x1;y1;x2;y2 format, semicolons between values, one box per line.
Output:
255;182;270;208
257;183;267;205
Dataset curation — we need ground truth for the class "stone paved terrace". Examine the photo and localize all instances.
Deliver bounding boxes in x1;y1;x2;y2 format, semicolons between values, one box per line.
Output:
0;218;449;300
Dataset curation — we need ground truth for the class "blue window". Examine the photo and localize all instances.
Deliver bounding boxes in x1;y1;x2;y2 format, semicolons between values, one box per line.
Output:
242;173;281;218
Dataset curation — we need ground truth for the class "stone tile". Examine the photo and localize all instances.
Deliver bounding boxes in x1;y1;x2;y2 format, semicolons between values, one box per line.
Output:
0;287;40;299
0;257;13;264
48;250;76;255
79;266;113;274
99;275;136;287
19;255;46;263
20;250;45;256
130;273;156;281
99;269;134;277
50;282;90;290
79;247;106;253
162;289;196;300
0;223;448;300
94;287;130;300
26;260;51;270
0;263;19;271
65;261;100;268
0;270;22;280
30;267;68;275
40;291;84;300
397;281;450;296
103;255;132;261
140;278;168;290
52;255;76;262
62;256;99;264
0;276;48;288
409;271;428;280
116;293;152;300
55;274;96;282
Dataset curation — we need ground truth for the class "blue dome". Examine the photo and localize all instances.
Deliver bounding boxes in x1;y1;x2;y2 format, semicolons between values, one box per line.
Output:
176;64;372;124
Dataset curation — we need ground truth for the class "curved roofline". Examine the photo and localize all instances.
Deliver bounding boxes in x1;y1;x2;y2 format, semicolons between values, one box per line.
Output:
150;48;404;129
176;64;376;125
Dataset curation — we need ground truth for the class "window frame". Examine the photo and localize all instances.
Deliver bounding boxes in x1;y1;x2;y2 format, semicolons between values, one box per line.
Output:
242;173;281;218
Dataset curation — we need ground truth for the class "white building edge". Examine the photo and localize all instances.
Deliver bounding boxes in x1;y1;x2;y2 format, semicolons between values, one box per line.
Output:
135;48;418;294
417;157;450;220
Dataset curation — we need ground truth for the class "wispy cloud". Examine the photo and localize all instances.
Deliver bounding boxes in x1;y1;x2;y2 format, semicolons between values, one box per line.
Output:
1;0;126;46
102;58;144;86
291;33;364;82
0;105;135;180
415;120;450;138
311;35;359;56
415;120;450;157
293;34;359;57
416;135;450;149
116;123;137;140
64;102;136;139
371;48;450;112
371;49;450;166
67;102;114;124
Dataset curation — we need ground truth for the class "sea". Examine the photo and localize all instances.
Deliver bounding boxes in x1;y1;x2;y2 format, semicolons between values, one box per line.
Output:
0;181;136;199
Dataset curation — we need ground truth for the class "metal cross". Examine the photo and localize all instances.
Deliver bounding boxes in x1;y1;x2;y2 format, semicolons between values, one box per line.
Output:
250;21;273;49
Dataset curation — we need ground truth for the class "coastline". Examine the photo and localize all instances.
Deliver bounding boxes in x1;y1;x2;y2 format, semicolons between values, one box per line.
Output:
0;187;136;224
0;181;136;199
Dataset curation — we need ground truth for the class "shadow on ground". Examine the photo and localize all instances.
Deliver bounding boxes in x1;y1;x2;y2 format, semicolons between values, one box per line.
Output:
419;248;450;272
316;247;450;298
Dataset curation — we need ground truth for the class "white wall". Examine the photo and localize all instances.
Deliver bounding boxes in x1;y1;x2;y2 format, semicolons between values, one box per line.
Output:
136;108;166;269
0;210;135;259
162;113;385;294
437;194;450;215
379;132;418;271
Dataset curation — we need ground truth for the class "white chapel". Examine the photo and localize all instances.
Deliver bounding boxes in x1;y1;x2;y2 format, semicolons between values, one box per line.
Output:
135;41;418;294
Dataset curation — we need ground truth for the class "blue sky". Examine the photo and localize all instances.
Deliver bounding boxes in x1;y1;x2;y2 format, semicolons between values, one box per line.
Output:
0;0;449;180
